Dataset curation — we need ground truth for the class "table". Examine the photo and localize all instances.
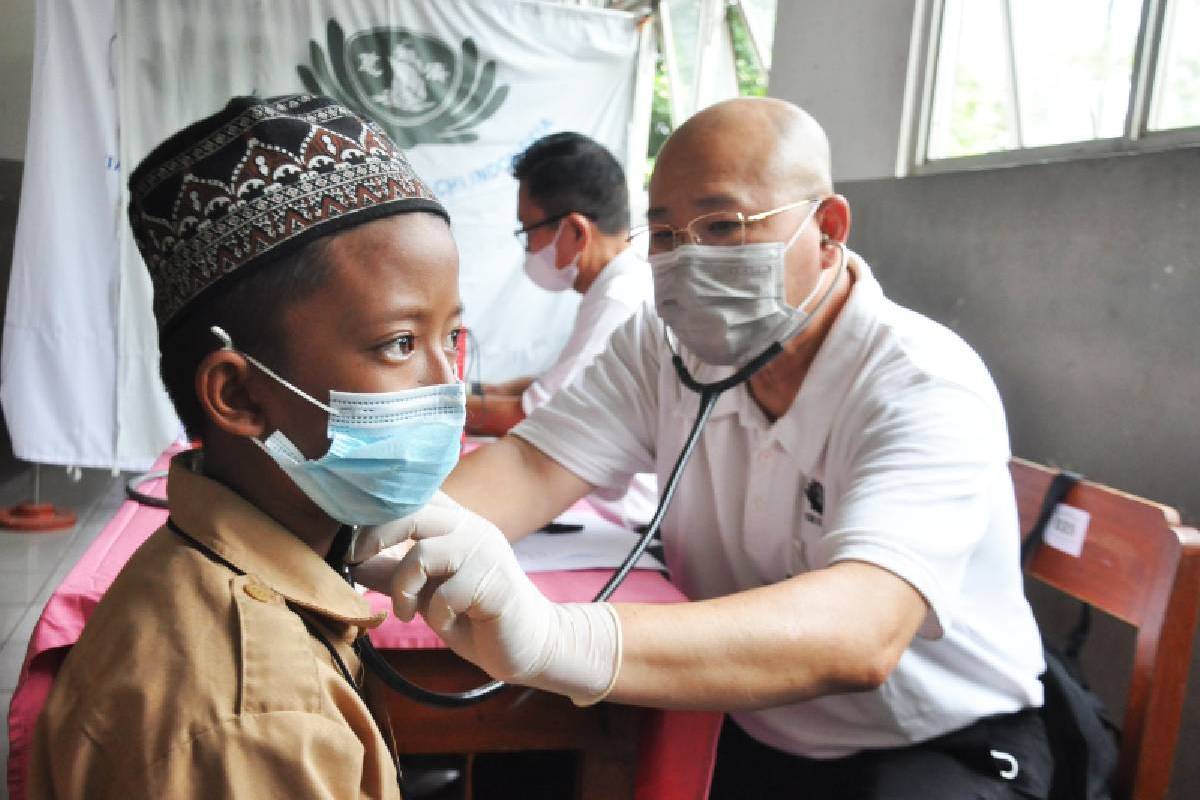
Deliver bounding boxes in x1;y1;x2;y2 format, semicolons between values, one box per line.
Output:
6;448;721;799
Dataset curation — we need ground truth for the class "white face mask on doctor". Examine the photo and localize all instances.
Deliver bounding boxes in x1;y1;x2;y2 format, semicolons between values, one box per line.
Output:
648;198;836;367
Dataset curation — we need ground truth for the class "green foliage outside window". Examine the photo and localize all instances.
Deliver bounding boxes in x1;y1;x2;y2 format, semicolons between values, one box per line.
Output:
728;5;768;98
644;2;770;181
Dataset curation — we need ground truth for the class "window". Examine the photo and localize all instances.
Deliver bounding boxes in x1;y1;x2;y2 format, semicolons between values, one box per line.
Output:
1151;0;1200;130
556;1;778;176
648;0;776;172
913;0;1200;170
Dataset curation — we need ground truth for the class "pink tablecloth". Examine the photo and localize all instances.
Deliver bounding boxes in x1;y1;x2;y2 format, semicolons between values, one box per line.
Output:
6;448;720;800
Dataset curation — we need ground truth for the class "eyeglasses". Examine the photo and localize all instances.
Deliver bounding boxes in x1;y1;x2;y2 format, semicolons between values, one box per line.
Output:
630;198;823;253
513;212;570;252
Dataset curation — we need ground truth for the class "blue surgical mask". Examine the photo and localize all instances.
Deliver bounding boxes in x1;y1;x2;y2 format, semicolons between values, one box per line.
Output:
211;326;465;527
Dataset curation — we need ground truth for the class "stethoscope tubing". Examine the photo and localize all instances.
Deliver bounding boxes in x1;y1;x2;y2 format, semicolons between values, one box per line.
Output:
358;243;849;707
351;347;783;707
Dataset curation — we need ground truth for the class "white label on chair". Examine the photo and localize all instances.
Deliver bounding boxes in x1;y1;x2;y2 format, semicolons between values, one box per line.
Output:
1044;504;1090;557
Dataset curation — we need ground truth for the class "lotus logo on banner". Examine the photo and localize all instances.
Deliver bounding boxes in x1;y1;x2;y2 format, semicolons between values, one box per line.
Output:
299;20;509;147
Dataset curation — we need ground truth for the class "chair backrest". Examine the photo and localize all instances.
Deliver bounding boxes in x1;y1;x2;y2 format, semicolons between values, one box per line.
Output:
1010;458;1200;800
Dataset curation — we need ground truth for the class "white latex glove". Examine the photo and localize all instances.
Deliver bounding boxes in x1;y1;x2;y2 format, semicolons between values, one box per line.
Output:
348;539;412;595
349;502;434;565
390;493;622;706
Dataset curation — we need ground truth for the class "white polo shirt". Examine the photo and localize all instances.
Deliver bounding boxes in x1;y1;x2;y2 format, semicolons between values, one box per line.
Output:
513;255;1046;758
521;247;657;527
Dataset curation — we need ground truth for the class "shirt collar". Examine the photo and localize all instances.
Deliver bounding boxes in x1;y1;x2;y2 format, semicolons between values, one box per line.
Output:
167;450;386;631
663;336;746;423
774;253;881;470
581;245;643;300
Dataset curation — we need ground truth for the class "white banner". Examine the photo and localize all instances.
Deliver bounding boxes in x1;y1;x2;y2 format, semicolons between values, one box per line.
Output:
3;0;644;470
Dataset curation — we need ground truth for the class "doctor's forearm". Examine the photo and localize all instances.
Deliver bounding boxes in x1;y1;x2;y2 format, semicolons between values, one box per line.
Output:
604;561;928;711
442;434;592;542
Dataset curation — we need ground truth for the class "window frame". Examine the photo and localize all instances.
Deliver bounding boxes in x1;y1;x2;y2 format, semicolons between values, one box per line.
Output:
902;0;1200;176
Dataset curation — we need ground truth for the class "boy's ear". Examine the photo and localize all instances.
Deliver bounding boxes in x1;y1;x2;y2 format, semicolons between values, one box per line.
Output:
195;350;269;438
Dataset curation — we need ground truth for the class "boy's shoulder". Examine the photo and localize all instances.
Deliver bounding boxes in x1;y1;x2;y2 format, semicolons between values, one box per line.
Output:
39;525;329;771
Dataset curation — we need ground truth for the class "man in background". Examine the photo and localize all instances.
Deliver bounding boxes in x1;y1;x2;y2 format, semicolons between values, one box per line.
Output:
467;132;655;527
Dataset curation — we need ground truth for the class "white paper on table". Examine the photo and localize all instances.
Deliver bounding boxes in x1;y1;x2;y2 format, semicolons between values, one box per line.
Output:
513;508;666;573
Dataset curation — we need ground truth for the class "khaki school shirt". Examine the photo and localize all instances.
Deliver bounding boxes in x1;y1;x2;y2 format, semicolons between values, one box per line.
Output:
28;451;402;799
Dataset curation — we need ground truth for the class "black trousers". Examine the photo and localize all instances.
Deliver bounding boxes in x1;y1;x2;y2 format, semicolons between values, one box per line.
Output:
709;708;1053;800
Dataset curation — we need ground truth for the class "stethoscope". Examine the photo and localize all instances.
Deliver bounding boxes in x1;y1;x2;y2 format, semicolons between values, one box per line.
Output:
350;241;850;707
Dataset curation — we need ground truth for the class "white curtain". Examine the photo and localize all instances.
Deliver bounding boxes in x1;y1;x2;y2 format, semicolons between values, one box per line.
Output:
0;0;132;469
3;0;646;471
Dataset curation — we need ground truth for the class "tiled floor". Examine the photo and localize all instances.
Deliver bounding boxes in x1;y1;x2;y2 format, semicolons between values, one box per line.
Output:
0;465;128;800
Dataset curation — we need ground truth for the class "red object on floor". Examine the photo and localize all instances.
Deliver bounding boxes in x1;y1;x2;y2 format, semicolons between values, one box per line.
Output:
0;502;76;531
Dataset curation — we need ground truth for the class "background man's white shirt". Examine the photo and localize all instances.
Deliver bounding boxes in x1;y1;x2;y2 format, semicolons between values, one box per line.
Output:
513;255;1046;757
521;247;658;527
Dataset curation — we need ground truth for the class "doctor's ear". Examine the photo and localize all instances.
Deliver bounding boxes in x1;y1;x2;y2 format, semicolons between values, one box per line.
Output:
816;194;851;248
195;349;269;439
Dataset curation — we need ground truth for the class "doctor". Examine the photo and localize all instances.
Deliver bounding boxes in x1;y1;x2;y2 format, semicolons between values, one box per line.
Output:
365;98;1052;799
466;132;655;526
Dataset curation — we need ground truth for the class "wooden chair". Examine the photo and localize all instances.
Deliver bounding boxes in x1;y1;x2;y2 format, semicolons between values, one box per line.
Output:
1010;458;1200;799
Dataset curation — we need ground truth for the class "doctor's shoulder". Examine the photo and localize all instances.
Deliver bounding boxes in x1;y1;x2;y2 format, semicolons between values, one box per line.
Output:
35;526;363;792
591;299;668;373
868;300;1003;404
29;530;245;789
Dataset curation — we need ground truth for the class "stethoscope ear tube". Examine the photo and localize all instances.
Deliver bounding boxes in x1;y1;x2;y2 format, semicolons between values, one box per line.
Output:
351;344;786;707
594;343;783;602
347;383;735;707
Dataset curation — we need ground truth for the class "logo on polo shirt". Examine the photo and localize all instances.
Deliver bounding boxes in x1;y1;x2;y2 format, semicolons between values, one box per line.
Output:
804;479;824;525
299;20;509;147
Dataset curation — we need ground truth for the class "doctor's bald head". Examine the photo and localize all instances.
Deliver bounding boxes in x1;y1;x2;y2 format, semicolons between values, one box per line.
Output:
649;98;834;214
645;97;851;324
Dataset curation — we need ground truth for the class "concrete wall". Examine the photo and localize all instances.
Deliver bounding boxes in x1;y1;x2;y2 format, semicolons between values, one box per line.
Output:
772;2;1200;797
770;0;918;181
841;151;1200;522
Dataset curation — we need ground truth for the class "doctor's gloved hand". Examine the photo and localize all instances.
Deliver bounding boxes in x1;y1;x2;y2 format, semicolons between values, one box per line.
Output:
389;494;623;706
349;498;440;566
346;495;446;593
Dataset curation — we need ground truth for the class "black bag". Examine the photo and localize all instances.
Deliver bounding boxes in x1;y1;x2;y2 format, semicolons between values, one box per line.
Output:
1022;471;1120;800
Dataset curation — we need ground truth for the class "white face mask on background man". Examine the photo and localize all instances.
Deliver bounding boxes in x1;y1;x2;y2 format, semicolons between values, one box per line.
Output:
523;221;580;292
650;200;834;366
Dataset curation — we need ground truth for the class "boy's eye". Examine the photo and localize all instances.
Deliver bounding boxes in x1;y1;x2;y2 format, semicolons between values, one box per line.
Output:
380;333;415;360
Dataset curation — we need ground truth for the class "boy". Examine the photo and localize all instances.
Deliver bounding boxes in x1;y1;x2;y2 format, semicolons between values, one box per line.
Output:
28;95;464;798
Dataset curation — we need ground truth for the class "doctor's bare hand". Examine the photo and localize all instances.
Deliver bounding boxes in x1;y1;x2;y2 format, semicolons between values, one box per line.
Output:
390;495;622;706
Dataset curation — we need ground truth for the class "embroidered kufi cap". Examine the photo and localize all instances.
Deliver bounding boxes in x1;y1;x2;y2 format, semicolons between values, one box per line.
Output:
128;94;449;335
